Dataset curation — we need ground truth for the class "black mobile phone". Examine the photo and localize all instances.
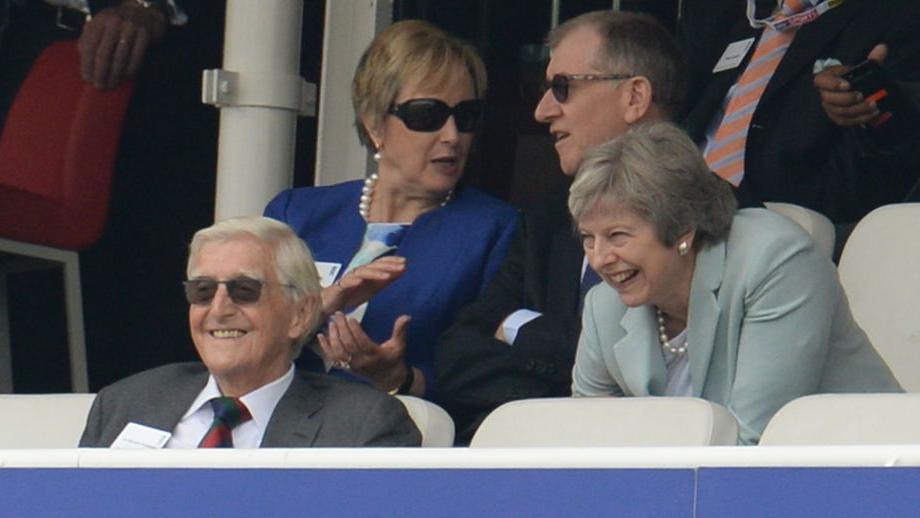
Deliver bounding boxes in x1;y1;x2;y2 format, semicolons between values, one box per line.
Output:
842;60;893;125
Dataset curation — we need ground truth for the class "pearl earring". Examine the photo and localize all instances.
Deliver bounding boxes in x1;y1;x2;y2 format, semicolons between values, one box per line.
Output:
678;241;689;256
373;150;381;162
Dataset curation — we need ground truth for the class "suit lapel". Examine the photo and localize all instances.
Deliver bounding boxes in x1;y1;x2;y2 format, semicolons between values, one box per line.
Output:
687;242;726;397
549;221;584;315
612;306;667;396
261;373;323;447
761;0;861;106
685;23;758;139
135;367;208;434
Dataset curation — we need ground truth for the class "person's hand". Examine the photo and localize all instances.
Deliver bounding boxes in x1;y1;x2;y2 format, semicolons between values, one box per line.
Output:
814;44;887;127
77;1;168;89
317;313;414;392
320;256;406;318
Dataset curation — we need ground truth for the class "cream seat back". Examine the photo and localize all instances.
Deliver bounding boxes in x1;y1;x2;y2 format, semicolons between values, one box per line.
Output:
469;397;739;447
760;393;920;445
838;203;920;391
395;395;455;447
0;393;95;448
764;201;835;258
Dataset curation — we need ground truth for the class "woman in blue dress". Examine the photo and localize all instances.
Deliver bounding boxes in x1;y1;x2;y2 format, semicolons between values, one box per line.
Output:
265;20;518;399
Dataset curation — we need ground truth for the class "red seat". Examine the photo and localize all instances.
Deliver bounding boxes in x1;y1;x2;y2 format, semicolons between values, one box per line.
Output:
0;40;135;392
0;40;134;249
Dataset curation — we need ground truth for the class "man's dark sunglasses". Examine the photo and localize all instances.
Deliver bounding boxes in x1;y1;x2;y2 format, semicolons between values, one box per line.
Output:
387;98;485;133
545;73;634;103
183;277;293;305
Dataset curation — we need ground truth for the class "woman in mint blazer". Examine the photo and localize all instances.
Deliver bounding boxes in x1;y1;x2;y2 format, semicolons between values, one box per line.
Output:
569;123;900;444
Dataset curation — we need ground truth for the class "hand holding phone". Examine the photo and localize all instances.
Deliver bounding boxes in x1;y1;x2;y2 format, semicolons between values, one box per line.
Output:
840;60;895;128
815;44;918;137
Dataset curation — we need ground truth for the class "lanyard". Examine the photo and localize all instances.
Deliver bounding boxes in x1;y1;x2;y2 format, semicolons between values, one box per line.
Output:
746;0;843;31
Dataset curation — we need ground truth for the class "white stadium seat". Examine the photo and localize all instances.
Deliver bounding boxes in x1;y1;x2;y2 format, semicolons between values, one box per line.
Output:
0;393;95;448
760;393;920;445
470;397;739;447
838;203;920;391
395;395;455;447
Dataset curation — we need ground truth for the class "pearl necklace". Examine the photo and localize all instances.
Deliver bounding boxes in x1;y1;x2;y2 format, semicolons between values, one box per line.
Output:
358;173;453;221
656;307;688;355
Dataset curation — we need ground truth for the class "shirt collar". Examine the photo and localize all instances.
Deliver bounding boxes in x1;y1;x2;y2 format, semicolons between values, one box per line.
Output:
182;364;296;433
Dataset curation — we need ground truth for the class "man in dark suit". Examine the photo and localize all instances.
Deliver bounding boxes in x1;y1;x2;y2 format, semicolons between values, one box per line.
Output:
434;11;686;444
80;216;420;448
681;0;920;225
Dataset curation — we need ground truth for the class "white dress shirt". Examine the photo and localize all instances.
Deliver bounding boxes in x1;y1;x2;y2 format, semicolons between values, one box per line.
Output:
166;364;295;448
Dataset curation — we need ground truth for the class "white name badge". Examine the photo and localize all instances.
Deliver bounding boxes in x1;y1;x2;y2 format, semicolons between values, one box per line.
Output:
315;261;342;288
111;422;172;449
713;37;756;73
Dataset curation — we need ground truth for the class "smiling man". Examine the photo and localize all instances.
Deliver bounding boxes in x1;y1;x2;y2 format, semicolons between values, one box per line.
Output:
80;216;420;448
435;11;686;444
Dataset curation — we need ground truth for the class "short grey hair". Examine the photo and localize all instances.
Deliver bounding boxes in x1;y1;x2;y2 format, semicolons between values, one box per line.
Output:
188;216;322;352
547;10;685;118
568;122;737;250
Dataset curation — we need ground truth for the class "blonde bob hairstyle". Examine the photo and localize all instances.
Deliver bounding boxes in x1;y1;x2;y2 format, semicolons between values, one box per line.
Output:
351;19;488;150
187;216;322;353
568;122;737;251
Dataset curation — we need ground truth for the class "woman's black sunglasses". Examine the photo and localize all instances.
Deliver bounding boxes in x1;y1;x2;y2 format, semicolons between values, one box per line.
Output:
544;73;634;103
387;98;485;133
183;277;293;305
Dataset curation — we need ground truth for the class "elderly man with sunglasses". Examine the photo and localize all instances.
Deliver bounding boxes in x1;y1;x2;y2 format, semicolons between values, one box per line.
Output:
434;11;693;444
80;216;421;448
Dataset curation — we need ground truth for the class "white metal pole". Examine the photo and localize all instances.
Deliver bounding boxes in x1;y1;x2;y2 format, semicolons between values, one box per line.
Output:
314;0;392;186
210;0;306;220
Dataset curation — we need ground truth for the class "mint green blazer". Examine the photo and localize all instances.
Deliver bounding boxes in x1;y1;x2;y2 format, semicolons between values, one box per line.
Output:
573;209;901;444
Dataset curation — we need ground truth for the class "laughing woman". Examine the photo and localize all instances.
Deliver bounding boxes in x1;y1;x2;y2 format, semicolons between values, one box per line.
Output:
265;21;518;399
569;123;900;444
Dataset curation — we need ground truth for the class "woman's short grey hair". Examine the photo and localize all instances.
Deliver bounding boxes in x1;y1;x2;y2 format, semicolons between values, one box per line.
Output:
352;19;488;150
568;122;737;250
547;10;685;118
187;216;322;352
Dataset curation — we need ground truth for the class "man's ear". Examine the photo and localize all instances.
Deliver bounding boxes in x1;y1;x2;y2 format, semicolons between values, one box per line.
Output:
623;76;654;124
288;293;320;341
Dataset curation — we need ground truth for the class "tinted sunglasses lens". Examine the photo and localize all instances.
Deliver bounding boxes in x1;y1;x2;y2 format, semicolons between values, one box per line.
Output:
184;280;217;305
400;100;450;131
183;279;263;305
453;100;484;132
226;279;263;304
551;75;569;103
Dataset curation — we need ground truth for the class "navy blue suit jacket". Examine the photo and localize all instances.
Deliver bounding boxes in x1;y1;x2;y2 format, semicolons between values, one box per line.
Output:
681;0;920;223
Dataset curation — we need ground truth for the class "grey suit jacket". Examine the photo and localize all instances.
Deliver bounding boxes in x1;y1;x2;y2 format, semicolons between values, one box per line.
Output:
79;363;421;447
573;209;901;444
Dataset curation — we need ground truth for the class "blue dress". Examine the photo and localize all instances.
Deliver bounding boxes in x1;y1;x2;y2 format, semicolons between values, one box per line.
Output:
265;180;519;396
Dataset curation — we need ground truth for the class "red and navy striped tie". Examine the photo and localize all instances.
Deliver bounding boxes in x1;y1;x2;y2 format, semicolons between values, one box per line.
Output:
198;397;252;448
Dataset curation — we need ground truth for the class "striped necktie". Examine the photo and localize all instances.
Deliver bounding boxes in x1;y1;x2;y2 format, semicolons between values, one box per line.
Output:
198;397;252;448
704;0;805;185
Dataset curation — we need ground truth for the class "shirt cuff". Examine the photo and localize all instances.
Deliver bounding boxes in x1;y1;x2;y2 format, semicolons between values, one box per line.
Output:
501;309;542;346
